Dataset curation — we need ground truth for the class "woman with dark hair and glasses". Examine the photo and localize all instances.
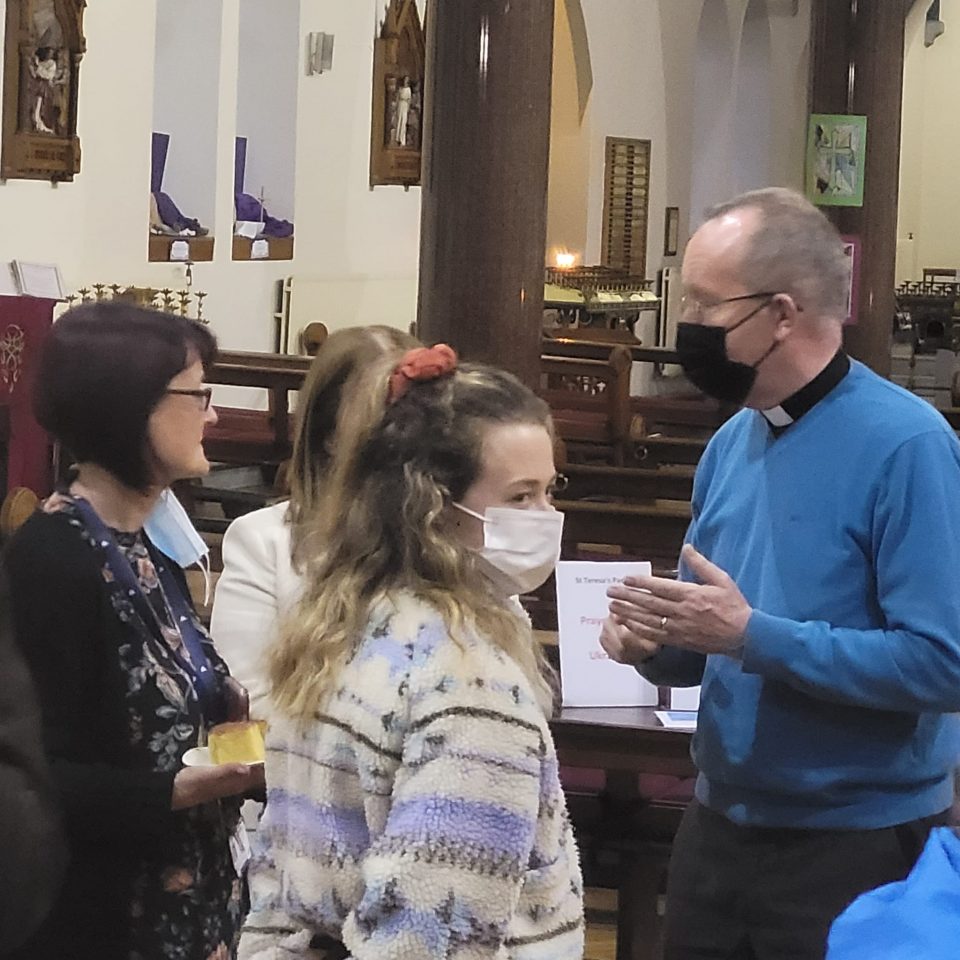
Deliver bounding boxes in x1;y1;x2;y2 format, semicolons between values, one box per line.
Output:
4;302;260;960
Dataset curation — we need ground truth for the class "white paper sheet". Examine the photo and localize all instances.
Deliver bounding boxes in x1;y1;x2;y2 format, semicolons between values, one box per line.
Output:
235;220;262;240
670;686;701;710
555;560;659;707
250;239;270;260
655;710;697;731
11;260;65;299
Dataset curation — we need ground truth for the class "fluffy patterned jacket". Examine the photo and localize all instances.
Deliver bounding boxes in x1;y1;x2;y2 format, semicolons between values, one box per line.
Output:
239;592;584;960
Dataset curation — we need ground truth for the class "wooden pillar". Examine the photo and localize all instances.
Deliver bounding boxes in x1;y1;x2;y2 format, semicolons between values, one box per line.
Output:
811;0;908;376
417;0;555;389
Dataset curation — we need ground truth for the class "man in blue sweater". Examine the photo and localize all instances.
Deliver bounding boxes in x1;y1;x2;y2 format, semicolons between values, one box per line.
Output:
601;187;960;959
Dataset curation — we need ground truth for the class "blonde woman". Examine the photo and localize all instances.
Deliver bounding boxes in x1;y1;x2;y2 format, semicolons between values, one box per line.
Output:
210;326;417;719
239;347;584;960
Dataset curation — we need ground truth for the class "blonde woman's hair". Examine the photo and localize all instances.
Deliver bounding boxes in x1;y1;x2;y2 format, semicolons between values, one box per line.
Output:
271;357;557;720
287;325;418;551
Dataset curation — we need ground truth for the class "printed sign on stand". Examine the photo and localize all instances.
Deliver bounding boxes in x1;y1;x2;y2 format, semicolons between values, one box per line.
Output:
555;560;659;707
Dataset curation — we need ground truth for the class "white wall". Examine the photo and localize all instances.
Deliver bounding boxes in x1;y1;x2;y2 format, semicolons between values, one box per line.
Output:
546;0;811;281
732;0;774;195
898;0;960;275
236;0;299;222
0;0;809;367
898;1;926;271
689;1;736;228
153;0;222;227
0;0;423;359
546;0;590;264
578;0;670;271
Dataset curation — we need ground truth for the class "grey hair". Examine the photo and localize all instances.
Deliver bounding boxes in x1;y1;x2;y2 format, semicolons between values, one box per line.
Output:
705;188;849;323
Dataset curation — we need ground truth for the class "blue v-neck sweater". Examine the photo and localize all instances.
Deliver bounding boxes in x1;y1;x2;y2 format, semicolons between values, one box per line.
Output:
643;360;960;829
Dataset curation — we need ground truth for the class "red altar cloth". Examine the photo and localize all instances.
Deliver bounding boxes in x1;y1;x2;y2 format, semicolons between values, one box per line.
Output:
0;296;55;497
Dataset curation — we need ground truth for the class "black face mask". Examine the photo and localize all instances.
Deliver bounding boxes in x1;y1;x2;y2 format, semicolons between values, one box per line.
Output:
676;310;778;405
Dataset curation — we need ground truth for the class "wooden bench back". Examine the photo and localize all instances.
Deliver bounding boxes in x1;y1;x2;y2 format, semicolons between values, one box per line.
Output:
559;463;694;503
541;346;633;464
556;497;691;568
204;353;311;464
631;396;731;440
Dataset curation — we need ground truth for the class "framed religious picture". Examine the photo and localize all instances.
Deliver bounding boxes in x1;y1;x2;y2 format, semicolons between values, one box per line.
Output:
1;0;86;182
806;113;867;208
369;0;425;189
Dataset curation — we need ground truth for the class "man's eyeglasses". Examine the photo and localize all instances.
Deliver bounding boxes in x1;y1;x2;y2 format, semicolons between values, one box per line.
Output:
165;387;213;411
679;291;779;324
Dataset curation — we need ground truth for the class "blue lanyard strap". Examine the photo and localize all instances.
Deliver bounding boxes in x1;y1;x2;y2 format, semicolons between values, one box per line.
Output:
71;496;222;719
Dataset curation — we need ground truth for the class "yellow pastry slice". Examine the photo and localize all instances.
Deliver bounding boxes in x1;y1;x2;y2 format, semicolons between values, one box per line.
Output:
208;720;266;765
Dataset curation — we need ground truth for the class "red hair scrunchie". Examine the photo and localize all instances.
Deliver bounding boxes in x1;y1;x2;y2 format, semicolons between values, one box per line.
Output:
387;343;458;403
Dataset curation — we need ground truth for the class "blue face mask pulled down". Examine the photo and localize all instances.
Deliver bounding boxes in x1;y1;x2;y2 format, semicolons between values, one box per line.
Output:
143;489;211;603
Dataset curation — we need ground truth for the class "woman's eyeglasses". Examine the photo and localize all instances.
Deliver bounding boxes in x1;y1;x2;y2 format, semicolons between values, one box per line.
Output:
165;387;213;411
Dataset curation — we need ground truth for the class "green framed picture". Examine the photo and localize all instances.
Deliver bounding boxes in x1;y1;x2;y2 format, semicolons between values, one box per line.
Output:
806;114;867;208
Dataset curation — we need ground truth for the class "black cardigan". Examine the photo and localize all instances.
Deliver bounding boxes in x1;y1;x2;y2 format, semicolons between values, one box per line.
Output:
4;510;197;957
0;565;65;954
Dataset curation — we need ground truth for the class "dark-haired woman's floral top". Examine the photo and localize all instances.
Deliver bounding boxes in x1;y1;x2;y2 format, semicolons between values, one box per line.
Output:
111;527;244;960
7;492;243;960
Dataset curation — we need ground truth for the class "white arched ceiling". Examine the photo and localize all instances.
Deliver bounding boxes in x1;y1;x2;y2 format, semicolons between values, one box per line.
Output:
732;0;774;194
690;0;736;227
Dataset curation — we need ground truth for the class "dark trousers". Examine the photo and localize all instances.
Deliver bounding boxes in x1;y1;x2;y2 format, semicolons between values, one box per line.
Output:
663;799;949;960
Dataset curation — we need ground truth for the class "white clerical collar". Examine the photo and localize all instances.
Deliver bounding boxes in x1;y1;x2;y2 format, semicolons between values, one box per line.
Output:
760;351;850;436
761;406;794;428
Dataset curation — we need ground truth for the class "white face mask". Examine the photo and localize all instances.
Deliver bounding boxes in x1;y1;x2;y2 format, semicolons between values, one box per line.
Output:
454;503;564;597
143;488;211;603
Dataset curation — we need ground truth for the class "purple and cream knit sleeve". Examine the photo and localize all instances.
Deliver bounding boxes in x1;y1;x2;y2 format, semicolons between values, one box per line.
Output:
340;656;546;959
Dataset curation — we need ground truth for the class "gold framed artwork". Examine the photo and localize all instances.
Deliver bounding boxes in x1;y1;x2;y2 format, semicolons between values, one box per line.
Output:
1;0;86;182
369;0;424;189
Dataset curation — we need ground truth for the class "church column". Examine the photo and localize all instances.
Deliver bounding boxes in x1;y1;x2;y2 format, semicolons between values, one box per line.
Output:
417;0;555;389
811;0;908;377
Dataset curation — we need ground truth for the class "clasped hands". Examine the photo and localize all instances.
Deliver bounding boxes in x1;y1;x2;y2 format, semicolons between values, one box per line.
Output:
600;543;752;667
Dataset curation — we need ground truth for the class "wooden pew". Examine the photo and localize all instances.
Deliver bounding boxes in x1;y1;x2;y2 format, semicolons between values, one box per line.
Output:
187;464;281;519
204;344;712;471
541;337;719;462
543;337;680;366
540;346;635;465
215;350;312;373
197;351;703;589
632;435;706;467
631;395;732;440
560;462;695;503
203;352;310;464
556;497;691;569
